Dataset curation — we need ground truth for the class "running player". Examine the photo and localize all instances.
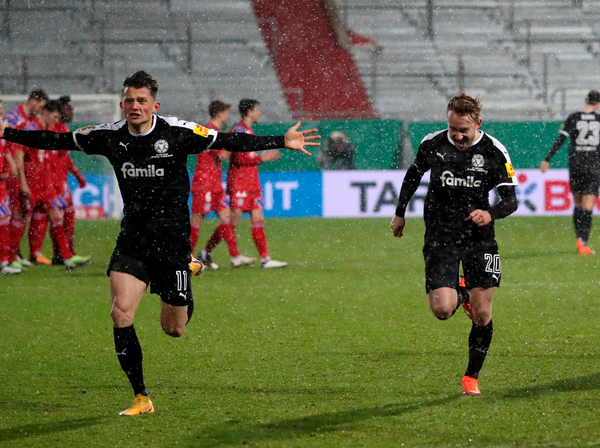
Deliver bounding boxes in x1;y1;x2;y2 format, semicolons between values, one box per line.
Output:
13;101;91;270
3;89;48;270
391;93;518;396
0;71;319;416
541;90;600;254
190;100;255;269
227;99;287;268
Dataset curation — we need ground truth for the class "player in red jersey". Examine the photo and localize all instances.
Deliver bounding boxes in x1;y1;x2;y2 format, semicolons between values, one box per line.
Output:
3;89;49;270
227;99;287;268
0;99;21;275
13;101;91;271
28;96;87;265
191;100;255;269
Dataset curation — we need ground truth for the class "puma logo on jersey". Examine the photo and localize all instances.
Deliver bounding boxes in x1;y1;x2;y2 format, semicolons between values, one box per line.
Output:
119;142;130;151
121;162;164;178
436;152;447;161
440;170;481;188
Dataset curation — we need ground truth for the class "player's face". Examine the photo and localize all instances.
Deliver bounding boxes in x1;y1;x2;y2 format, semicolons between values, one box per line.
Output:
44;110;61;128
29;99;46;117
120;86;160;134
217;109;230;127
447;111;482;151
247;105;261;124
0;103;3;117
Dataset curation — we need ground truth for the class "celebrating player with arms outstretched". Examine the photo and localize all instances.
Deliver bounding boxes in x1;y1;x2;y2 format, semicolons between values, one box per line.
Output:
391;93;518;396
0;70;320;416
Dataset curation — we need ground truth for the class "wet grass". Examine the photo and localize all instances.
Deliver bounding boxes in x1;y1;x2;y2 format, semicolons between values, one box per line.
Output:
1;216;600;447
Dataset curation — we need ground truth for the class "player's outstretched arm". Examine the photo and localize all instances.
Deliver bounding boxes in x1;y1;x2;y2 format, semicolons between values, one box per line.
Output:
0;117;6;139
284;121;321;156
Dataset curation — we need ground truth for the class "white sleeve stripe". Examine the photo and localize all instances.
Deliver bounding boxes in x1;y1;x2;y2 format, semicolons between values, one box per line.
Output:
488;134;513;164
559;129;569;137
205;129;218;149
420;129;446;144
498;179;518;187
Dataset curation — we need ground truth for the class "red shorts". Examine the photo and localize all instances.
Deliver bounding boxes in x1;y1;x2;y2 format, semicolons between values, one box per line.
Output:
230;190;263;212
30;188;61;214
191;188;229;216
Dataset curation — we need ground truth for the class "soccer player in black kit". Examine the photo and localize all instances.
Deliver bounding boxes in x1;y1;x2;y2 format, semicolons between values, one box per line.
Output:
541;90;600;255
390;94;518;395
0;71;320;415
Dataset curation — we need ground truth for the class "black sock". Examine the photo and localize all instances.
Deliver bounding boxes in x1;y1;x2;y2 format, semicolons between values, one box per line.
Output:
114;325;147;396
573;207;584;240
465;320;493;379
580;209;593;244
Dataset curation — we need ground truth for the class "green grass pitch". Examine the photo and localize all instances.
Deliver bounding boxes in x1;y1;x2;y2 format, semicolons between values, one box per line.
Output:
1;216;600;447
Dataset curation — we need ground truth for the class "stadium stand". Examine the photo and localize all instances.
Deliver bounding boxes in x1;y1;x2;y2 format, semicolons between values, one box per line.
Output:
0;0;598;122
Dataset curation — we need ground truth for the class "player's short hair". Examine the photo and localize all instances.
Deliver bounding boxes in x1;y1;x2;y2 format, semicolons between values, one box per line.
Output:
209;100;231;118
122;70;159;98
57;95;71;106
586;90;600;105
447;93;482;121
238;98;260;118
43;100;62;113
29;89;49;102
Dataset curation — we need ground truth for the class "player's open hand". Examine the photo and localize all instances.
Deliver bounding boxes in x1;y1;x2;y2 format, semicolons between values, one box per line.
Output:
466;209;492;227
391;215;406;238
284;121;321;156
540;161;549;173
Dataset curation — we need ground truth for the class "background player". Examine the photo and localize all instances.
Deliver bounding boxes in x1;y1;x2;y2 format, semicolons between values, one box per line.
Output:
540;90;600;255
13;101;91;271
0;99;21;274
227;98;287;269
3;89;49;270
391;93;518;396
49;96;87;264
0;70;320;416
190;100;255;269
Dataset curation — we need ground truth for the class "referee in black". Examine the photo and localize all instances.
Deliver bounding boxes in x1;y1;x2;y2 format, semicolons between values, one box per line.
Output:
541;90;600;254
0;70;320;415
391;93;518;396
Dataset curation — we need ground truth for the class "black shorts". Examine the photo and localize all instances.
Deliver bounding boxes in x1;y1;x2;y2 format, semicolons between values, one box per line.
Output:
570;166;600;195
107;226;193;306
423;240;501;293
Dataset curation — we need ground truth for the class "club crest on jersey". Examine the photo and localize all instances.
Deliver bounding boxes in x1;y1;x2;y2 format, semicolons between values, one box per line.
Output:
151;139;172;158
193;124;210;137
154;139;169;153
466;154;488;173
121;162;164;178
440;170;481;188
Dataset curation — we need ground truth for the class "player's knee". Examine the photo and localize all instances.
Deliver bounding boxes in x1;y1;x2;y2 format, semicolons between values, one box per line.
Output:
471;308;491;326
431;306;453;320
110;304;134;327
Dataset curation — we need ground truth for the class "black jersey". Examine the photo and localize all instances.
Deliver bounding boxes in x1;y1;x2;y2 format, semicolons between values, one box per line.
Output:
406;129;517;244
556;111;600;169
72;115;217;231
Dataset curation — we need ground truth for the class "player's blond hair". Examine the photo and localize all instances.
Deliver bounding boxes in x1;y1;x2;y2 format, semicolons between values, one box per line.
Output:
447;93;482;121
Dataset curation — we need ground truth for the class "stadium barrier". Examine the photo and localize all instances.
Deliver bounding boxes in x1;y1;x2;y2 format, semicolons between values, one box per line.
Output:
68;168;598;219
